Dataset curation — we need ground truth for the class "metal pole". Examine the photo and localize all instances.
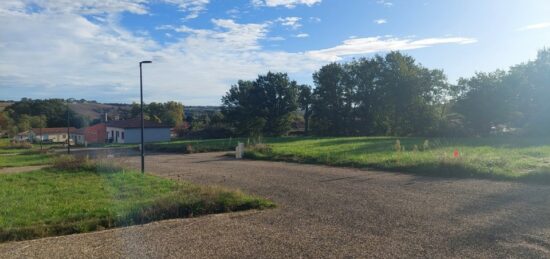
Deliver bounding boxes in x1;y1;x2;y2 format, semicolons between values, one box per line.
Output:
67;102;70;154
40;116;43;151
140;63;144;174
139;61;152;174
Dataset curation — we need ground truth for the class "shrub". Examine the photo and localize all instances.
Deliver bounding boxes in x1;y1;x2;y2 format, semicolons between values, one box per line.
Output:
247;143;271;153
52;155;91;171
7;142;32;149
52;155;126;173
394;139;401;152
94;160;125;173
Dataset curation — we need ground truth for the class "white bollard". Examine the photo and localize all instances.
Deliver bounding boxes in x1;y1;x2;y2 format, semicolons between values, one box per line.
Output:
236;142;244;159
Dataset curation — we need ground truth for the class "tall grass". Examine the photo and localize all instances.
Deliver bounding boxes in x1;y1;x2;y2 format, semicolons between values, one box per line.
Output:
245;136;550;183
0;166;274;242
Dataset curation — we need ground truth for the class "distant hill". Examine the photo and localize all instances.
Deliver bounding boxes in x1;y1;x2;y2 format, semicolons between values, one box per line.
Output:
68;102;131;121
1;99;220;122
0;102;13;112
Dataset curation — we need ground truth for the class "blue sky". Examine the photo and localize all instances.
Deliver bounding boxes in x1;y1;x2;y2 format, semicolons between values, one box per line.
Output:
1;0;549;105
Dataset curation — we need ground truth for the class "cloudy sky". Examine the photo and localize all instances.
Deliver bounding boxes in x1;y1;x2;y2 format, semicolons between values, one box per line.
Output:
1;0;549;105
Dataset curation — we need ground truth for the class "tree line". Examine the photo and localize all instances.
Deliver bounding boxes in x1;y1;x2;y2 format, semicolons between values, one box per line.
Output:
2;49;548;139
221;49;550;137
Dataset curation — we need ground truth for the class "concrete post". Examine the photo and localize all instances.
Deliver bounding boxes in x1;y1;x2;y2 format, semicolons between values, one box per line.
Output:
236;142;244;159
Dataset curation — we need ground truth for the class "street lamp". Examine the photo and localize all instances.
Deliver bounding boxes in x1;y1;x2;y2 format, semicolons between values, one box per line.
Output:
66;101;70;154
139;61;152;174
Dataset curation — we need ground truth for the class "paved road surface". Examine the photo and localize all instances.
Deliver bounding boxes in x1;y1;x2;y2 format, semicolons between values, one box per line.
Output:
1;152;550;258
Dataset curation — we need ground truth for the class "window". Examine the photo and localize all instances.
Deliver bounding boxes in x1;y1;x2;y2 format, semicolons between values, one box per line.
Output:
121;132;125;140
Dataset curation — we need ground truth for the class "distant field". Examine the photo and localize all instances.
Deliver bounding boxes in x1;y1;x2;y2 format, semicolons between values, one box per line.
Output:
244;136;550;183
0;102;12;112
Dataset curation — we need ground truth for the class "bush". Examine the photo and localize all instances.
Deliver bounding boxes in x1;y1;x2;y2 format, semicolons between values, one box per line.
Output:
52;155;91;171
52;155;125;173
7;142;32;149
247;143;271;154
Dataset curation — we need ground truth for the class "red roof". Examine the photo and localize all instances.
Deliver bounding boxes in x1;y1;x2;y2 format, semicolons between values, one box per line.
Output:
32;127;77;134
106;118;170;129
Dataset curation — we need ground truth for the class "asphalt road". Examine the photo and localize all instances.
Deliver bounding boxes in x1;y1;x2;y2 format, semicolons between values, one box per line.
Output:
1;152;550;258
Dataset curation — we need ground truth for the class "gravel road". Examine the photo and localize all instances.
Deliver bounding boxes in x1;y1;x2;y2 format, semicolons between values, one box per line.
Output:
1;152;550;258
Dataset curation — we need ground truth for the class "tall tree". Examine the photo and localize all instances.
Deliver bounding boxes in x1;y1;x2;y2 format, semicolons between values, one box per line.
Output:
222;72;299;136
298;85;313;134
310;63;348;135
310;52;447;136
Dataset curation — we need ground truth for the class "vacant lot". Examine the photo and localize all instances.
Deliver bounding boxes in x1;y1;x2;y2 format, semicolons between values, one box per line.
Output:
2;152;549;258
245;136;550;183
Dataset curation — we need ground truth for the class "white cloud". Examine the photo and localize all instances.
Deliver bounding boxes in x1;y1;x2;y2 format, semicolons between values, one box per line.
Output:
374;19;387;24
276;17;302;29
252;0;321;8
165;0;210;19
0;0;477;105
376;0;393;7
295;33;309;38
0;0;210;19
518;22;550;31
309;17;321;23
307;36;477;61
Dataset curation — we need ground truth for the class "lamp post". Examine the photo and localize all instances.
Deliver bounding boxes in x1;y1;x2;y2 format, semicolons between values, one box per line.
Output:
140;61;152;174
40;115;43;151
66;102;70;154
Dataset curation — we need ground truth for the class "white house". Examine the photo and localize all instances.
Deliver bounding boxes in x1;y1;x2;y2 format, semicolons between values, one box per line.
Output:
106;118;171;144
31;127;77;143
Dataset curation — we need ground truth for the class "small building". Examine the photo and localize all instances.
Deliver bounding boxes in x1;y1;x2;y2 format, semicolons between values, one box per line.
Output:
70;129;86;145
81;123;107;144
32;127;77;143
14;131;32;142
106;118;171;144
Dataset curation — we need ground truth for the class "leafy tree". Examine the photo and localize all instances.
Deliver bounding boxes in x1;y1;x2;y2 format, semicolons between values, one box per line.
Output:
310;63;348;135
222;72;299;136
130;101;186;127
453;71;508;135
298;85;313;134
5;99;85;128
310;52;448;136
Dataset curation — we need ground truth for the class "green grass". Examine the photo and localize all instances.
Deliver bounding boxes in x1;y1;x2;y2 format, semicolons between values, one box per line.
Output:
244;136;550;183
0;140;53;168
0;168;274;242
0;151;53;168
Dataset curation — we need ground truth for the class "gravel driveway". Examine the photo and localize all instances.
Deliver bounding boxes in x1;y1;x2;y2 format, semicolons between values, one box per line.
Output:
1;152;550;258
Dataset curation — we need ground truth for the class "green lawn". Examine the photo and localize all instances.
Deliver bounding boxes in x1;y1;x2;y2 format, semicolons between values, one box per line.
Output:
245;136;550;183
0;140;53;168
0;167;274;242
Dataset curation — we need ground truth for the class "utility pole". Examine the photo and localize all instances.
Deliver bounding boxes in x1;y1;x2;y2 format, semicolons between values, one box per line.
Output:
67;101;70;154
139;60;152;174
40;115;43;151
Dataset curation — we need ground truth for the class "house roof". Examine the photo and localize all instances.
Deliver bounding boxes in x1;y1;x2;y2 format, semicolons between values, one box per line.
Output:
106;118;170;129
32;127;77;134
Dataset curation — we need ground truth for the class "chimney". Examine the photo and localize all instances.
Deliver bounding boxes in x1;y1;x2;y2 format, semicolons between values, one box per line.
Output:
104;113;108;122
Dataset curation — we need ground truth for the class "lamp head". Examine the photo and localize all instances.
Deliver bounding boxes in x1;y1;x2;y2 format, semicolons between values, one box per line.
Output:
140;61;152;64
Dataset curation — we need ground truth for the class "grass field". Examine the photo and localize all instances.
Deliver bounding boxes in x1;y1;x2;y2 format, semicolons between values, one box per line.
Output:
244;136;550;183
0;139;53;168
0;165;274;242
